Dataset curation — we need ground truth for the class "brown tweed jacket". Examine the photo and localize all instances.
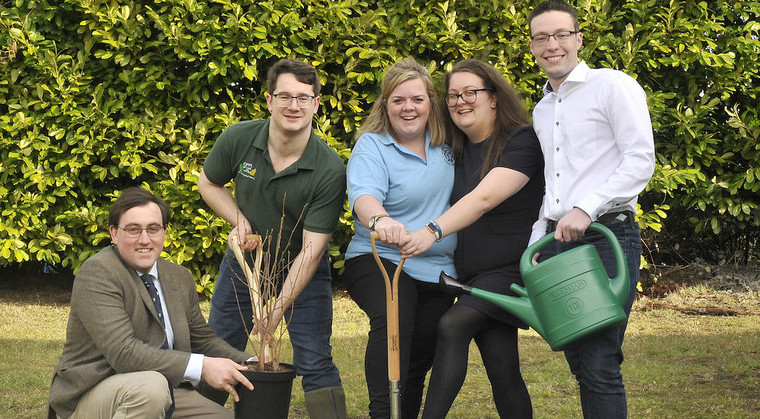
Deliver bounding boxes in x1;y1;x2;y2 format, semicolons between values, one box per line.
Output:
48;246;248;418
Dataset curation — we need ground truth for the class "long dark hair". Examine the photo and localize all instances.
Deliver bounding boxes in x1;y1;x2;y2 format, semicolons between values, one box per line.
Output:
444;59;531;178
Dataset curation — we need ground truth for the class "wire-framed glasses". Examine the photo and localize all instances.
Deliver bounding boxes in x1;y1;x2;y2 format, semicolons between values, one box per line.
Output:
445;88;494;107
119;224;165;238
272;93;316;108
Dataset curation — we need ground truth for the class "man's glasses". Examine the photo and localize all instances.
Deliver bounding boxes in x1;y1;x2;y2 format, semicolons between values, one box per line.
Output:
119;225;165;238
445;88;494;108
272;93;316;108
530;30;579;47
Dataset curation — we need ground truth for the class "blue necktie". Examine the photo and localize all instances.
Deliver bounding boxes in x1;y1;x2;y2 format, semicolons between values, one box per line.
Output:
140;273;175;418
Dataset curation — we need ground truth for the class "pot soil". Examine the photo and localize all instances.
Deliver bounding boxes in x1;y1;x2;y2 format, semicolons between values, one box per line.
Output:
235;362;297;419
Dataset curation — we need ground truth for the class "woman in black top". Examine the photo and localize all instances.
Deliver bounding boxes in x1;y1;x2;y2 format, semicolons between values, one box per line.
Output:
402;60;544;418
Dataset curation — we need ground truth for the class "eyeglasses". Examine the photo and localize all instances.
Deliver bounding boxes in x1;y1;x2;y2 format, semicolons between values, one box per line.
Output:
530;30;579;47
119;224;165;238
271;93;316;108
445;88;494;107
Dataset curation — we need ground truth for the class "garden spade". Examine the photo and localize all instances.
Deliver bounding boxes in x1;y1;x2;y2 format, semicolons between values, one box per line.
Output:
370;231;403;419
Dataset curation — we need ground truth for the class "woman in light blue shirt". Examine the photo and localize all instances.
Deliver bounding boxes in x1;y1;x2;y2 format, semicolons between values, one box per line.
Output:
344;57;456;418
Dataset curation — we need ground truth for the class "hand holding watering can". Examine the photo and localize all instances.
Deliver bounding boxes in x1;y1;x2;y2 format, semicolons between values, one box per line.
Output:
440;222;629;351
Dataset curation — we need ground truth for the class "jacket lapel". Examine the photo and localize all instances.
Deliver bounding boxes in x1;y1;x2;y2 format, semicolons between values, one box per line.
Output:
110;245;162;322
158;264;191;352
134;272;161;321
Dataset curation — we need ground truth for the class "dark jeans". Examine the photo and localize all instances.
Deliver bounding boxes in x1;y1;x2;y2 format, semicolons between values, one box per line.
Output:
540;216;641;419
344;254;454;419
208;248;342;393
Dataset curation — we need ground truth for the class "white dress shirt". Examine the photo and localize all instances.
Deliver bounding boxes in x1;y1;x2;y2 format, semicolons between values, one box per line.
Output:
530;61;655;244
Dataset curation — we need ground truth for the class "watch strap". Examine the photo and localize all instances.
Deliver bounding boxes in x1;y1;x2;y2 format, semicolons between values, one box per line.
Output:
369;214;390;231
426;220;443;242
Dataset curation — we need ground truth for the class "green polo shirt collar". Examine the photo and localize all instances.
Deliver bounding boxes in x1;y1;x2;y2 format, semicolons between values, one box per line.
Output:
251;120;320;178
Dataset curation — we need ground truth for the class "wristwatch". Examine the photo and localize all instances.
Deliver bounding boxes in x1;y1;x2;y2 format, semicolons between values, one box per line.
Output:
426;220;443;242
368;214;389;231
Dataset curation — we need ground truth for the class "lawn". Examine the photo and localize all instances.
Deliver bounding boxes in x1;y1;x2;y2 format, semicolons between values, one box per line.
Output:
1;272;758;418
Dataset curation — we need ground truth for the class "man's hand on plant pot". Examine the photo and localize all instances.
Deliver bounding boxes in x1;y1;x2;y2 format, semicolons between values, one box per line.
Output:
201;357;254;402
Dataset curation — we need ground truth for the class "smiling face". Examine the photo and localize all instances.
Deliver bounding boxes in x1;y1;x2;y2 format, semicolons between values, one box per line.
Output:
266;72;320;137
446;71;497;143
529;10;583;90
109;202;166;272
386;77;431;144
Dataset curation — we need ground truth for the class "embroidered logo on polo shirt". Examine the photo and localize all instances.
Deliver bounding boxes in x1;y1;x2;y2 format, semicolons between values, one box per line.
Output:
238;162;256;179
442;144;455;165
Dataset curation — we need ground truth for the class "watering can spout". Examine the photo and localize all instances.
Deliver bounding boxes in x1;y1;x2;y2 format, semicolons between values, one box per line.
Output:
438;273;544;337
505;284;544;337
439;271;472;296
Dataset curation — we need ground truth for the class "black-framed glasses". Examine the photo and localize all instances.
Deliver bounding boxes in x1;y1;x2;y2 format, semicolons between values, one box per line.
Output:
445;88;494;107
530;30;579;46
119;224;165;238
272;93;316;108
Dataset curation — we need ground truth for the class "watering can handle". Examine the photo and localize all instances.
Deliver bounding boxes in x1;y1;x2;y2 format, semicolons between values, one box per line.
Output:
520;222;629;303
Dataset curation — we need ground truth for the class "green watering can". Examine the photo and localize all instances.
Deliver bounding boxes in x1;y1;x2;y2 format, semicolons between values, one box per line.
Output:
440;222;629;351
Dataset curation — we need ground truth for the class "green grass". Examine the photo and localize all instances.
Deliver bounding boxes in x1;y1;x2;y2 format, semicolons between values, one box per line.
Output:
1;280;759;418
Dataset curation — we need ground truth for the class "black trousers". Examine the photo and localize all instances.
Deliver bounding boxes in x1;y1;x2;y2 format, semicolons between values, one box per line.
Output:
344;254;454;419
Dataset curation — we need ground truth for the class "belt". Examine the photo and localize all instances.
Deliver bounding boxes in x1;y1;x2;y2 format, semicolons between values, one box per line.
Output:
546;210;633;232
597;210;634;225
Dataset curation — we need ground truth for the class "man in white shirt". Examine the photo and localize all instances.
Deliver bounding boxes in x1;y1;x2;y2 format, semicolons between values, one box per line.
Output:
527;1;655;418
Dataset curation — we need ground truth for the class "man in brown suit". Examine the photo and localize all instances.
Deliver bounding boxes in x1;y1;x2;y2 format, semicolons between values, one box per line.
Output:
49;187;254;418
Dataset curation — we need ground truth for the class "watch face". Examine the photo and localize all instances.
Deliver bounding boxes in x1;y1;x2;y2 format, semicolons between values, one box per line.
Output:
427;221;442;240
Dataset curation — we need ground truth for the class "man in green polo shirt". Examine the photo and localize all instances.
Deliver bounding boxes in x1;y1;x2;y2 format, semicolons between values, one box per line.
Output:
198;59;347;418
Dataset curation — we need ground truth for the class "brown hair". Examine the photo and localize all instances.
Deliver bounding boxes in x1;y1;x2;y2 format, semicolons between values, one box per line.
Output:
528;0;580;33
356;57;445;146
444;59;531;178
108;187;171;228
267;59;321;96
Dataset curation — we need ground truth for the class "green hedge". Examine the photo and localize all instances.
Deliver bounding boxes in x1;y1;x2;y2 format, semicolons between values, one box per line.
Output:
2;0;759;292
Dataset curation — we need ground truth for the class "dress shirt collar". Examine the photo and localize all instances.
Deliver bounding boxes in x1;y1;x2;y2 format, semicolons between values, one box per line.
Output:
136;263;159;280
543;60;590;95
